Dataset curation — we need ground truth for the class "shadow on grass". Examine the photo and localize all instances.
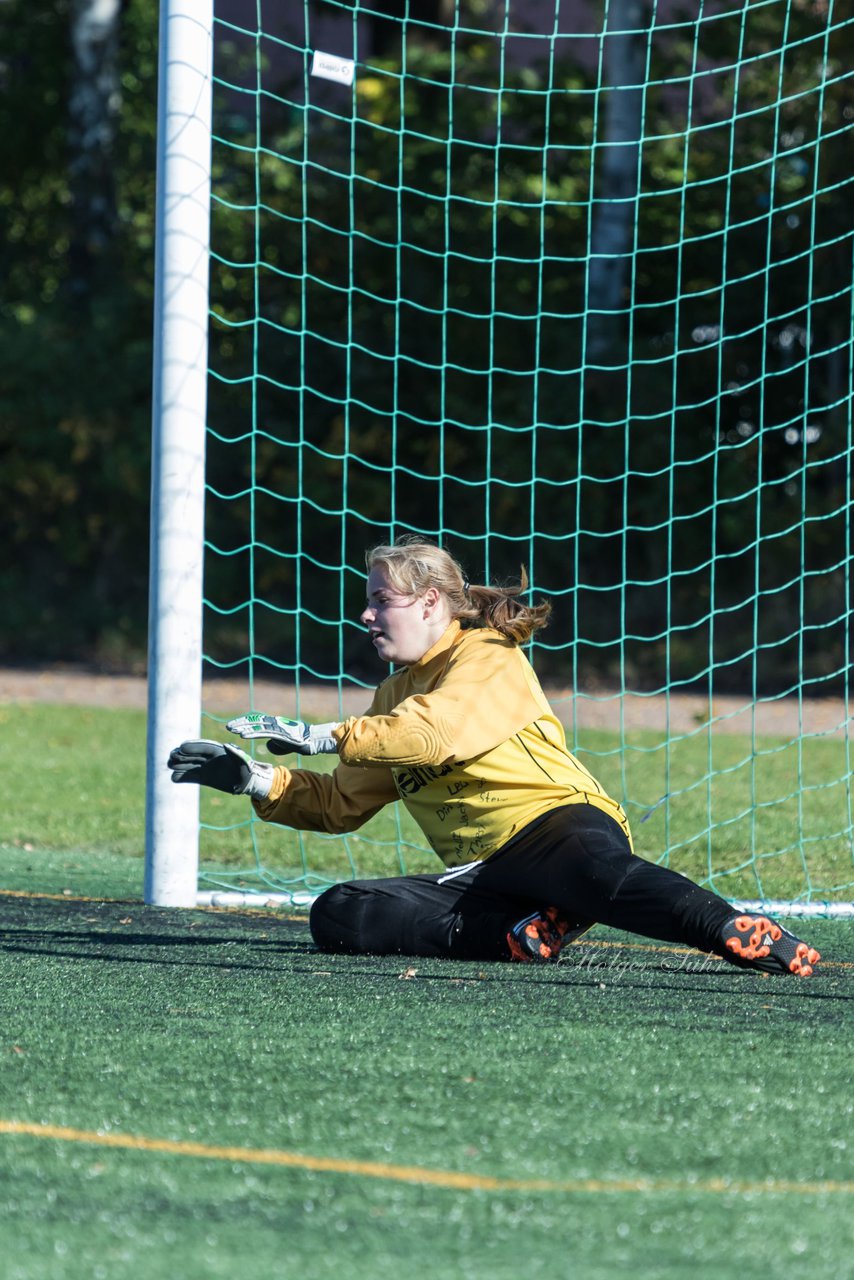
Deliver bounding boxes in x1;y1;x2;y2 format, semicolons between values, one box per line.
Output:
1;894;851;1008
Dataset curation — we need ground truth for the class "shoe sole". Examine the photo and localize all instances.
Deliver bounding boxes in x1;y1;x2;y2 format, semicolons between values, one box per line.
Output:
507;917;560;962
724;914;821;976
507;910;591;963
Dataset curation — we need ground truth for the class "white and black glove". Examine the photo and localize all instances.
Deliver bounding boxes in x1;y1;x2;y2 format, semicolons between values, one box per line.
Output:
167;740;274;799
226;713;339;757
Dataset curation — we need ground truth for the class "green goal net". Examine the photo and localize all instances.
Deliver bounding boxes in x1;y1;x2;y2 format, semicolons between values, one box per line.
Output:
193;0;854;913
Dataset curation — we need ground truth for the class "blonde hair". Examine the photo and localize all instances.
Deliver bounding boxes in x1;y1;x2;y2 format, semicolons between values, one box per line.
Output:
366;536;551;644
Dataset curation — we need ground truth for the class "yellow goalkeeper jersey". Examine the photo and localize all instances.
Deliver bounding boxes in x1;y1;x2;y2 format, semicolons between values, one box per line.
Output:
253;620;631;867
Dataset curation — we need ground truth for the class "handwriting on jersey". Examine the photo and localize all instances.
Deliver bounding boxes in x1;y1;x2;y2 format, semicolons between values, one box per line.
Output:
394;762;455;796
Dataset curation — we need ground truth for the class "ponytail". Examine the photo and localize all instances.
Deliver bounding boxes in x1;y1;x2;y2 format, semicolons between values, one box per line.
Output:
462;568;551;644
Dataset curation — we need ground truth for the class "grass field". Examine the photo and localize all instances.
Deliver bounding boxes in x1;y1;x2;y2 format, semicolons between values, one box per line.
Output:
1;701;852;1278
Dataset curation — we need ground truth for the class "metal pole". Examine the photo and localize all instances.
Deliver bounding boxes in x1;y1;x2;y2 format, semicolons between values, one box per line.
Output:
144;0;214;906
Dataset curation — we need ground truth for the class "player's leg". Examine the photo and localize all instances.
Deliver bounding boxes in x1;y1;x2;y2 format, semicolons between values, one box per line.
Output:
310;865;545;960
311;806;820;974
474;805;821;975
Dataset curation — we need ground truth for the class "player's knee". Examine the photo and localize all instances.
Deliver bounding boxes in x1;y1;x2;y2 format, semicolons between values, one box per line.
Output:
310;884;357;952
309;874;460;958
310;881;392;954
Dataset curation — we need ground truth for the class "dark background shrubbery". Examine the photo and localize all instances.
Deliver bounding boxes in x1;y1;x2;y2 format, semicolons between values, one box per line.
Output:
1;1;851;692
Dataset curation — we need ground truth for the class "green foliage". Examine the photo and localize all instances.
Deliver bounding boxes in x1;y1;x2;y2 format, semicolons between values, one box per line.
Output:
0;2;851;692
0;0;158;666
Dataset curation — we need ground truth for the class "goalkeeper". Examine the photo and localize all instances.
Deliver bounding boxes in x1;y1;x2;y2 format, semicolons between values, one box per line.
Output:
168;537;820;976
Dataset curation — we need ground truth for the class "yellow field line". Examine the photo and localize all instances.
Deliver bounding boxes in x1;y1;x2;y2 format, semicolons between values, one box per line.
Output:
0;889;136;904
0;1120;850;1196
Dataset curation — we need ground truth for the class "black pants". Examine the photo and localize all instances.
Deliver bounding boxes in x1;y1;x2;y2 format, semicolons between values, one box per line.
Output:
310;805;737;962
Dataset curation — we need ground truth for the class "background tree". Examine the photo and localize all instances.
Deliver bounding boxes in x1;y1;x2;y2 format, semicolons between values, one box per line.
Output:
67;0;123;304
0;0;850;694
584;0;650;369
0;0;157;666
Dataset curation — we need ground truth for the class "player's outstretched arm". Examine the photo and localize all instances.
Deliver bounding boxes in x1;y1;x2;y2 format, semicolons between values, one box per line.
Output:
226;713;339;756
167;740;274;799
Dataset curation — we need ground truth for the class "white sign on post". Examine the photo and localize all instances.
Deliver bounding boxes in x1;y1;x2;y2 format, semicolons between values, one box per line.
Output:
311;50;355;86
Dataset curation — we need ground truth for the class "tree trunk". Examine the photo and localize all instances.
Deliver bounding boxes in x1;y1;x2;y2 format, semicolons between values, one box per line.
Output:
585;0;651;367
67;0;122;303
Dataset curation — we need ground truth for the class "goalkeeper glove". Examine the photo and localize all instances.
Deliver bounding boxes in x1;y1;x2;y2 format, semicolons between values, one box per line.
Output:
226;713;339;757
167;740;274;799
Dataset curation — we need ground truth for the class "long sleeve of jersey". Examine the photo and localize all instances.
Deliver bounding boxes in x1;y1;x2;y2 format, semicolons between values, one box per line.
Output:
252;756;399;834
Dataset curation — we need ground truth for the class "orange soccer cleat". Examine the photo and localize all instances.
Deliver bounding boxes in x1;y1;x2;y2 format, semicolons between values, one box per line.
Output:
506;907;590;963
720;914;821;976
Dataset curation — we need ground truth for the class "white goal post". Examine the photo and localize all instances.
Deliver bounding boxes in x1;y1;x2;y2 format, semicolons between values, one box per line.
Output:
144;0;214;907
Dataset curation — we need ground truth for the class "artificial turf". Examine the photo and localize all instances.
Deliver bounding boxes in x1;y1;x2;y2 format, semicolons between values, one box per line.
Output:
2;699;852;1275
0;893;851;1280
